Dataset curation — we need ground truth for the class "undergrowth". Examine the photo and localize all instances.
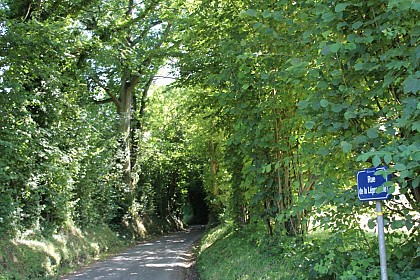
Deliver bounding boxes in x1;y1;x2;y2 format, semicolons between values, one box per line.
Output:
0;212;187;280
197;223;309;280
197;223;420;280
0;222;131;280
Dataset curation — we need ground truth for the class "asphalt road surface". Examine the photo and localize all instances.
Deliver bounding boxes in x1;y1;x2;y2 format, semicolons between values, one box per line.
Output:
61;226;204;280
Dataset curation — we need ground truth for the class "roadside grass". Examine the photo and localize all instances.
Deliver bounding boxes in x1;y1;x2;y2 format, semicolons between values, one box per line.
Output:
0;222;132;280
196;223;420;280
0;215;187;280
196;224;310;280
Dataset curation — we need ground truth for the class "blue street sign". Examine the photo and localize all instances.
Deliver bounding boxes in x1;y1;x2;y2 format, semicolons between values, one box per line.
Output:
357;166;392;201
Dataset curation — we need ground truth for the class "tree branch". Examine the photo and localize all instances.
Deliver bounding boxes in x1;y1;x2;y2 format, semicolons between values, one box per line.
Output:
104;0;161;42
24;3;32;21
93;98;113;104
131;20;163;46
90;76;121;109
139;76;154;118
153;75;177;80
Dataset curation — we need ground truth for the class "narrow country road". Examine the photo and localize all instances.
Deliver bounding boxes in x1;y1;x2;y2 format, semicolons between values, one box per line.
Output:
61;226;204;280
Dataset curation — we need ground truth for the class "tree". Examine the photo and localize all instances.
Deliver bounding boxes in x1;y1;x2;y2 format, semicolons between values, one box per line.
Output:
138;86;210;226
175;0;319;236
77;0;180;222
0;0;189;236
174;0;419;276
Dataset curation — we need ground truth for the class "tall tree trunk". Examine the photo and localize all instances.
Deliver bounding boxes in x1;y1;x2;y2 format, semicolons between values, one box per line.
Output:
131;76;154;188
209;140;219;195
118;73;140;189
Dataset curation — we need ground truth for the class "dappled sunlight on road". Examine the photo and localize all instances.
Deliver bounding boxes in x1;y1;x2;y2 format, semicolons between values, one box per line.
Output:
61;226;204;280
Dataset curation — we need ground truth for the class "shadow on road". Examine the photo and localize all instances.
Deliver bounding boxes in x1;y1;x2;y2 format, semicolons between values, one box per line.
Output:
61;226;205;280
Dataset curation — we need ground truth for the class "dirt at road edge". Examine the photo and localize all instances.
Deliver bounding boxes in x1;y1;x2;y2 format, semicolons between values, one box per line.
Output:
185;234;202;280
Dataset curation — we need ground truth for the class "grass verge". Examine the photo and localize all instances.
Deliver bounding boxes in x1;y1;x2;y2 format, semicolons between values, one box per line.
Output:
196;224;309;280
196;223;420;280
0;215;185;279
0;222;132;280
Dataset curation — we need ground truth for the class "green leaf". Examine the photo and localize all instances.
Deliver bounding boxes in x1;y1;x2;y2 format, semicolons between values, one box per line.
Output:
391;220;404;230
340;141;352;153
321;45;331;55
354;62;364;71
242;83;250;90
262;10;271;18
272;11;283;21
344;42;356;51
412;121;420;132
367;219;375;229
331;69;341;77
305;121;315;130
329;43;341;53
332;104;343;112
372;155;381;167
403;77;420;94
355;135;367;144
407;161;418;169
413;177;420;188
335;3;349;12
357;153;370;162
245;9;258;17
394;163;406;171
253;22;263;29
298;100;309;109
352;21;363;29
383;181;393;187
303;31;311;40
344;110;356;120
366;128;378;139
317;147;329;156
261;72;269;80
290;58;303;67
400;170;411;178
384;153;392;165
317;81;328;89
321;12;336;22
320;99;329;107
383;74;394;88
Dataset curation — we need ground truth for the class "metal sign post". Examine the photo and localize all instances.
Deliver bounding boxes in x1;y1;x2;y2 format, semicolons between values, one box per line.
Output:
357;166;391;280
376;201;388;280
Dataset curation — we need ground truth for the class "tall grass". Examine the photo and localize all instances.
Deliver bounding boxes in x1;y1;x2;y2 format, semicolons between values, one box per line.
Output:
196;224;309;280
0;222;130;280
196;223;419;280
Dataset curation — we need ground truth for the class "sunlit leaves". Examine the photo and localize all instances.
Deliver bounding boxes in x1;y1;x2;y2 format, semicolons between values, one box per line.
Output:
0;0;189;237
